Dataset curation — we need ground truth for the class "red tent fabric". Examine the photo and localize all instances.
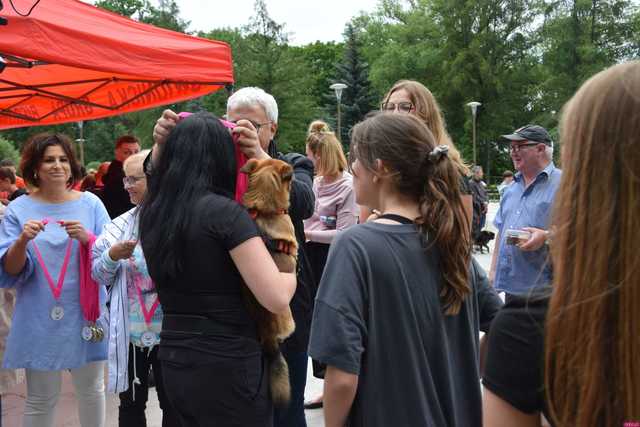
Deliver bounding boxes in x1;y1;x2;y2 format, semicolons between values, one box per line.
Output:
0;0;234;130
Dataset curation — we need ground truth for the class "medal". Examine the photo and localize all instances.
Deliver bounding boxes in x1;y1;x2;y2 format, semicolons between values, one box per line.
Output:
33;234;74;321
81;325;93;341
133;273;160;348
140;331;156;347
50;305;65;321
81;324;105;342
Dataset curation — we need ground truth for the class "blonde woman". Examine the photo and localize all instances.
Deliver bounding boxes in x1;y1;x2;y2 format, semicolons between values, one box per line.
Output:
304;120;358;287
303;121;358;409
361;80;473;224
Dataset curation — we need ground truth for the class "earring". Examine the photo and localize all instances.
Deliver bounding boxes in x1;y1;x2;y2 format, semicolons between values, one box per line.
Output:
34;172;38;180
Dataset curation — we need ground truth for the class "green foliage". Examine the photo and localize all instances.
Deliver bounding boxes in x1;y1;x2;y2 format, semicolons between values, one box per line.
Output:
200;1;321;154
328;24;377;144
0;136;21;166
95;0;189;32
3;0;637;174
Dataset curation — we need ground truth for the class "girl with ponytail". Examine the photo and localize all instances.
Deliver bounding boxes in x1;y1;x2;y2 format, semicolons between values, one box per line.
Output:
308;113;481;427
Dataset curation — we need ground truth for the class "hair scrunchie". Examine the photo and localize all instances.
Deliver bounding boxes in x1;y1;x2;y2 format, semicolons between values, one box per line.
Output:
428;145;449;163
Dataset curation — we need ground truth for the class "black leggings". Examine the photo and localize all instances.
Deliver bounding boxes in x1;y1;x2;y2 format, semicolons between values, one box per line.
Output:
119;344;179;427
305;241;330;379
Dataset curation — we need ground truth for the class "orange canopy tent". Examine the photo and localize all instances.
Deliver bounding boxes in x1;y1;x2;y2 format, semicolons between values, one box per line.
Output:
0;0;234;130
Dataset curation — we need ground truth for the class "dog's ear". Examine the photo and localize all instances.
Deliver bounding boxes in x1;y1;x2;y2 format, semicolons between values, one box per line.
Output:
279;163;293;181
239;159;260;174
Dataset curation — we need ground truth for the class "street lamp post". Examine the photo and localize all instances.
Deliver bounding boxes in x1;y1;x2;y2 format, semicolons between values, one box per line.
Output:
76;121;85;167
467;101;481;166
330;83;347;141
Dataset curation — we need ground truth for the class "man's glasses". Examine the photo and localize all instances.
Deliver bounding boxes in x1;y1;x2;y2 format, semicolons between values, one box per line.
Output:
381;101;415;113
123;175;146;186
229;119;271;132
510;142;541;153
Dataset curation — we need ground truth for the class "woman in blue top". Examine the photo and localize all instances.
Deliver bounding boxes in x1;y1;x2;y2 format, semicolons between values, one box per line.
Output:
0;133;109;427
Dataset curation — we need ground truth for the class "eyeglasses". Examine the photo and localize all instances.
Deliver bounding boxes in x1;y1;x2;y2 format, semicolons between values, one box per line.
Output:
380;101;415;113
229;119;272;132
123;175;146;186
510;142;541;153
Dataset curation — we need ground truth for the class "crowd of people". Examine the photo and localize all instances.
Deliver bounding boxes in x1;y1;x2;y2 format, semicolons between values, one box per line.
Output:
0;60;635;427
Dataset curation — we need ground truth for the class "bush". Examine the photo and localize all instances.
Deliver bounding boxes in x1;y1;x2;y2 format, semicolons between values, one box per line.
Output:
0;136;21;168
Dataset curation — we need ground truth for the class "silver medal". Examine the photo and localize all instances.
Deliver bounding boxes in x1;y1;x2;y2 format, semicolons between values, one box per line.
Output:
140;331;156;347
50;305;64;321
81;326;93;341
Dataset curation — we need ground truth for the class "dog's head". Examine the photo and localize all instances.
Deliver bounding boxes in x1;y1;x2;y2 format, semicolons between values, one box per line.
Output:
240;158;293;212
479;230;496;242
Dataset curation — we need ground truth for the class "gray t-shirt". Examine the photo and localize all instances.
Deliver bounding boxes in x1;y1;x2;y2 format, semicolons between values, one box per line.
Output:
309;222;484;427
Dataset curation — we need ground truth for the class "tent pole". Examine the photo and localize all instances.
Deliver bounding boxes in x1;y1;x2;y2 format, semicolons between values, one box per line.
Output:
76;121;85;167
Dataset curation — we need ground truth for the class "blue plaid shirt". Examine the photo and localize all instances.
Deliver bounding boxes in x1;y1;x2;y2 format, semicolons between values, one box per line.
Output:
493;162;562;295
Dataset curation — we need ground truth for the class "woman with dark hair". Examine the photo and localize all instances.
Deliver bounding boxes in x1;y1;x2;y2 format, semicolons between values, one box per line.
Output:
482;61;640;427
139;112;296;426
308;113;483;426
0;133;110;427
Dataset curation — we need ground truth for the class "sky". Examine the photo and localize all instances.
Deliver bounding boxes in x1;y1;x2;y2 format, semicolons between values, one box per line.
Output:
174;0;381;46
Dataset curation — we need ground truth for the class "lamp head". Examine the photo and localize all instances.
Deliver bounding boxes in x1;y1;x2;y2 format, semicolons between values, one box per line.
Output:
330;83;348;102
467;101;482;115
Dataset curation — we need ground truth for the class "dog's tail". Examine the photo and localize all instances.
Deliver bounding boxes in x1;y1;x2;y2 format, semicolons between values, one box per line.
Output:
266;348;291;407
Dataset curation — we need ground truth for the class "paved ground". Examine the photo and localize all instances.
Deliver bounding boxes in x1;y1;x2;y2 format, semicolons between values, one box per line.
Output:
1;204;499;427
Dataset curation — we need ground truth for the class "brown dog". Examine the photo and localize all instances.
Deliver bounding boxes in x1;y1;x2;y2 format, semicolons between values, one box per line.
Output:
240;158;297;406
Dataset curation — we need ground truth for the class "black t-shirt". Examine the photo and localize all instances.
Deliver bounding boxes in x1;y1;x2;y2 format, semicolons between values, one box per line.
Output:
102;159;134;219
482;290;550;418
309;222;483;427
8;188;27;201
147;192;261;358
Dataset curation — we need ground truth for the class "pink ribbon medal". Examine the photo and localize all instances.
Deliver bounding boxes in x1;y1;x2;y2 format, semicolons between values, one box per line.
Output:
133;274;160;347
32;218;74;321
219;118;249;203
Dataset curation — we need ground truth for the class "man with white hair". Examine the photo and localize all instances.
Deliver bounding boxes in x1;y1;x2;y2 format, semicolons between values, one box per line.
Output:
152;87;315;427
489;125;562;302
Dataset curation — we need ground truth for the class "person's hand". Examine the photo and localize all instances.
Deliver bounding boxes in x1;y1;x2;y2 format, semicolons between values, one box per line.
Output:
19;220;45;243
232;120;270;160
153;109;179;146
108;240;137;261
60;220;90;245
0;198;9;206
518;227;548;251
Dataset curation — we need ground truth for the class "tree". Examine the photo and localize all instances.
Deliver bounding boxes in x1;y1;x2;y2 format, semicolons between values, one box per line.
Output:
292;41;344;104
201;1;319;154
329;24;376;144
95;0;189;32
0;136;21;166
537;0;638;118
352;0;544;178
